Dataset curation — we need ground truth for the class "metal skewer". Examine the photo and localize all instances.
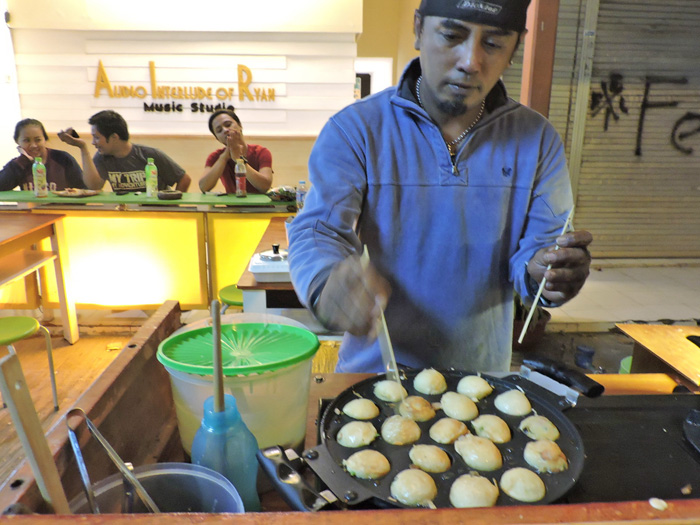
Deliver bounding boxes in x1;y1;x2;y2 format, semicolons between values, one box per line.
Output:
517;207;576;344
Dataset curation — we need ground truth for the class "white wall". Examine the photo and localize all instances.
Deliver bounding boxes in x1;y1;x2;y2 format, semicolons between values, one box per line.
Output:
6;0;362;33
1;0;21;160
6;0;362;137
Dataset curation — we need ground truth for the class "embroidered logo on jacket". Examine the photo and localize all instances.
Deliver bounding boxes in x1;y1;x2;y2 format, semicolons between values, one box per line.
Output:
456;1;503;15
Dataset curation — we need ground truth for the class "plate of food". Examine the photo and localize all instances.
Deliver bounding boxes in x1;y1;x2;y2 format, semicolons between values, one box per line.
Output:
52;188;101;198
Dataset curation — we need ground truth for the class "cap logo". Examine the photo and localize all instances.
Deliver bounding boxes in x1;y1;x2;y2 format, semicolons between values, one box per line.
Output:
456;1;502;15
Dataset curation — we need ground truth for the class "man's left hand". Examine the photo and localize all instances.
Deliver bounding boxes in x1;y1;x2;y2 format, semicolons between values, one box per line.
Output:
527;230;593;304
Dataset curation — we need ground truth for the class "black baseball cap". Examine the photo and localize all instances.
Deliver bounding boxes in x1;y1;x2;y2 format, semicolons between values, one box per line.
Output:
417;0;531;33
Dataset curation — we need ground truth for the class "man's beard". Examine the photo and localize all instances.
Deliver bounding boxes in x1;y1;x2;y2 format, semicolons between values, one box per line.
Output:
436;98;468;117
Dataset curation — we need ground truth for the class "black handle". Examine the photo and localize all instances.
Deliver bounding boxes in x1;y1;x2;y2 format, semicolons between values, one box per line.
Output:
256;446;336;512
522;355;605;398
683;409;700;457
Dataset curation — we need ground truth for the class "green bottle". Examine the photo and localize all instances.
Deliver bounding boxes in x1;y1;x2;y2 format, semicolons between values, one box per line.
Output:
32;157;48;197
145;157;158;197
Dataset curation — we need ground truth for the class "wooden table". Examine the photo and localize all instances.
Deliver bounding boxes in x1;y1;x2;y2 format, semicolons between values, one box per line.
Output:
0;212;78;343
237;216;300;313
616;323;700;387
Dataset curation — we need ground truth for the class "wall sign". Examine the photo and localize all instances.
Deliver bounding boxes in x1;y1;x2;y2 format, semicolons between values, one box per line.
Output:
94;60;277;114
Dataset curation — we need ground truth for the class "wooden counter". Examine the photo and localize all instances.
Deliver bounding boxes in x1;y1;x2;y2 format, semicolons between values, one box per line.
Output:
616;323;700;387
237;216;300;313
0;190;278;210
0;199;292;311
4;305;700;523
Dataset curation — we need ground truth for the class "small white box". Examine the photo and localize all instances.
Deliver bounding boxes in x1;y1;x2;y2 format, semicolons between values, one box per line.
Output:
248;253;291;282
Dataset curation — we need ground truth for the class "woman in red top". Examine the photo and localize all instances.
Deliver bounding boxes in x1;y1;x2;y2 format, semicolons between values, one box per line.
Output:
199;109;273;194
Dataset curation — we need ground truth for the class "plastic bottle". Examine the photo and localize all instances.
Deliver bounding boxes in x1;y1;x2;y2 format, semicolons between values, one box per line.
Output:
32;157;48;197
353;77;362;100
295;180;307;214
145;157;158;197
234;158;247;197
191;394;261;512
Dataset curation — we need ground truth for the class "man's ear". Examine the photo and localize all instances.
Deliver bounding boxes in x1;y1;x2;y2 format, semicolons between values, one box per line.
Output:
509;29;528;65
413;11;423;50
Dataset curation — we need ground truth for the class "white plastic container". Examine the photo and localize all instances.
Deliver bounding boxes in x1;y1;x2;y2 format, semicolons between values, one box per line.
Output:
158;321;319;455
248;253;291;282
164;358;313;455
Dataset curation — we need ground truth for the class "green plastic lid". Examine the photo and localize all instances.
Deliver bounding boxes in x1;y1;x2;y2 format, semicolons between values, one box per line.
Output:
157;322;319;376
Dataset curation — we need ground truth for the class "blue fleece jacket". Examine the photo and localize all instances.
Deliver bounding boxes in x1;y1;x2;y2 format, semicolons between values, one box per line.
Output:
288;58;573;373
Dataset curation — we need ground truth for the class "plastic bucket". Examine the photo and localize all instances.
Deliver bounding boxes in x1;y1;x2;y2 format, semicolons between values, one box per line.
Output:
158;320;319;455
69;463;244;514
165;358;314;454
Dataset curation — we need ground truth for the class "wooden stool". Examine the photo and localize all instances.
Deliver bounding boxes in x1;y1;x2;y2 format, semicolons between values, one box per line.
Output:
0;317;59;411
219;284;243;314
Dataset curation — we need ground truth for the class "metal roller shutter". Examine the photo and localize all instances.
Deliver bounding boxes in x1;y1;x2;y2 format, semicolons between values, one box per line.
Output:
552;0;700;257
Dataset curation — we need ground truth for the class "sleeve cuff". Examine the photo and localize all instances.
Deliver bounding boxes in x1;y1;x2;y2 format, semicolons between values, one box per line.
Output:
524;266;559;308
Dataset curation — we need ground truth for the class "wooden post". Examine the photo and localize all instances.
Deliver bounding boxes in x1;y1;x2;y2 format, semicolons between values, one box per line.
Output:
520;0;560;117
0;354;70;514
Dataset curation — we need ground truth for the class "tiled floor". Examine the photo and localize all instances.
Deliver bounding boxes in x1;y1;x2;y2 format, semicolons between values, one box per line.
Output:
549;259;700;332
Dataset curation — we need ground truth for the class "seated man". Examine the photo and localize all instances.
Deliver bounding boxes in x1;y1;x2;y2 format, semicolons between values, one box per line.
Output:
199;109;273;194
59;110;191;192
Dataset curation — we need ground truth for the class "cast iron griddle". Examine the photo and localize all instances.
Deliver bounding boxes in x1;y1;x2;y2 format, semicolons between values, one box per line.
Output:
562;393;700;503
308;369;584;508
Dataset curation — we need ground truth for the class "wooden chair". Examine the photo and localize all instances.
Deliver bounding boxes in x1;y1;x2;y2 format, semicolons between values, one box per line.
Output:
0;316;58;411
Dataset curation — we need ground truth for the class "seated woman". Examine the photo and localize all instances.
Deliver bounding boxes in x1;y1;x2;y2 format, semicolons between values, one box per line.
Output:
0;118;85;192
199;109;273;194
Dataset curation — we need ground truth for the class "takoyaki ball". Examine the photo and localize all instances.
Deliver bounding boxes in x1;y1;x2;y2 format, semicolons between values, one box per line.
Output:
399;396;436;422
381;415;421;445
409;444;451;473
523;440;568;473
390;469;438;507
449;473;499;508
456;375;494;401
500;467;546;503
373;380;408;403
413;368;447;395
342;398;380;420
440;391;479;421
494;389;532;417
343;449;391;480
336;421;377;448
519;415;560;441
454;434;502;471
429;417;469;445
471;414;511;444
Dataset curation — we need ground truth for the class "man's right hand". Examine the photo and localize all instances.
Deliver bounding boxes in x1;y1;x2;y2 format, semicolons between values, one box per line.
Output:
58;128;87;149
315;254;391;336
225;130;247;159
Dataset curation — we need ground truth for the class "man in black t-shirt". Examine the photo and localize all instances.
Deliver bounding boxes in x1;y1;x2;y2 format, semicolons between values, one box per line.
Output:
59;110;191;192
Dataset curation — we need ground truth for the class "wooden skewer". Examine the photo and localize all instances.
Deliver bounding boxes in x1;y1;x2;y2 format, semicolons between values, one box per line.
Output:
517;207;576;344
0;353;71;514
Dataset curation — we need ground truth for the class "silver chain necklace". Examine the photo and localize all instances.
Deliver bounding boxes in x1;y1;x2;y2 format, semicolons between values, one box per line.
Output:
415;75;485;156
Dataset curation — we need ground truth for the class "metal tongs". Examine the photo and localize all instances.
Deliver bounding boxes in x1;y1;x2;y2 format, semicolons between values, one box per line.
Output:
66;408;160;514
